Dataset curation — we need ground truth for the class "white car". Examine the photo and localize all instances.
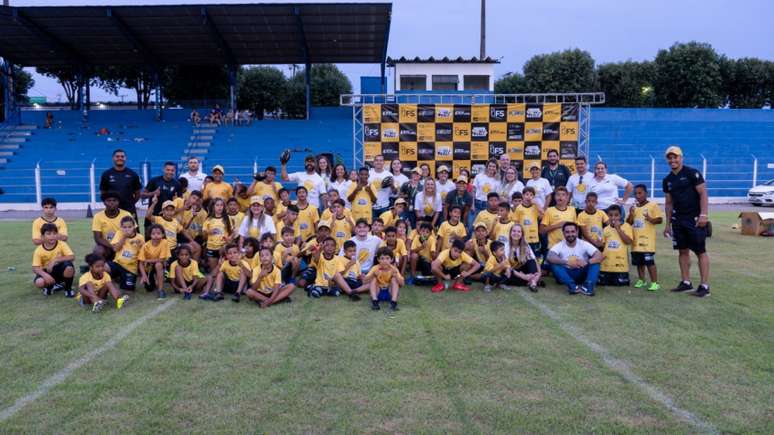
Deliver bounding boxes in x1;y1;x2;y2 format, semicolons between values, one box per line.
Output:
748;179;774;206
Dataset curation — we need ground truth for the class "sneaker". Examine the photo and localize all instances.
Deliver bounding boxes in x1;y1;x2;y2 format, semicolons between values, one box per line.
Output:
579;286;595;297
692;284;710;298
483;284;493;293
568;285;580;295
51;283;64;293
310;287;322;298
157;290;167;300
647;282;661;292
183;292;192;300
231;292;241;303
371;300;380;311
452;282;470;292
633;279;647;289
431;283;445;293
389;302;399;311
405;276;414;285
116;295;128;310
64;289;75;298
528;284;538;293
349;293;361;301
670;281;693;292
212;292;224;301
198;292;212;300
92;299;106;313
328;288;341;297
42;286;53;296
499;284;513;291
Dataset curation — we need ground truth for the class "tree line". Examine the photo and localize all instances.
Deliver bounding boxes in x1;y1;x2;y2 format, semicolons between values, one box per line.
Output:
495;41;774;108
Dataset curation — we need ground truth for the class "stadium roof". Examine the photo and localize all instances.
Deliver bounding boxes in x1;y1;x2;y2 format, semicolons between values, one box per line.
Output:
387;56;499;65
0;3;392;67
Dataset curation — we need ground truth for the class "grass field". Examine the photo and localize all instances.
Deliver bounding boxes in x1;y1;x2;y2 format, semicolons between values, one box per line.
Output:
0;211;772;433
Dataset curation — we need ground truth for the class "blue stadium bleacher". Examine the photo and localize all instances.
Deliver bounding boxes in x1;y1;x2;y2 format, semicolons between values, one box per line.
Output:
1;106;773;204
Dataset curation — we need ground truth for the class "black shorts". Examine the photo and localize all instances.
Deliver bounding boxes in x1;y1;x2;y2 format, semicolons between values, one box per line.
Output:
416;256;433;276
109;262;137;290
34;261;73;284
598;271;630;286
222;277;240;294
672;217;707;254
631;252;655;266
205;248;221;259
442;265;461;278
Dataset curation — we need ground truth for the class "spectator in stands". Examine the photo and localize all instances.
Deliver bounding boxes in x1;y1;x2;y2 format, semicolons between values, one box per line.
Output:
189;109;201;126
567;156;593;211
239;109;252;126
589;161;633;212
662;146;711;298
180;157;205;193
546;222;603;296
224;109;235;126
330;163;352;207
99;149;142;220
44;111;54;129
141;162;181;217
389;159;409;206
542;150;571;188
281;155;327;209
209;104;222;126
368;154;394;222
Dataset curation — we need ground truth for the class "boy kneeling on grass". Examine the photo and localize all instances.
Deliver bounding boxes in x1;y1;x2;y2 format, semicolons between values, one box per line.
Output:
431;239;481;293
138;224;172;299
169;244;209;300
201;243;246;302
245;247;295;308
78;253;128;313
366;247;403;311
32;223;76;297
482;240;511;292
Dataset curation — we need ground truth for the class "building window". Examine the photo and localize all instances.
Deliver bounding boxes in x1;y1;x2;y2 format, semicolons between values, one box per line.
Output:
463;75;489;91
400;75;427;91
432;75;458;91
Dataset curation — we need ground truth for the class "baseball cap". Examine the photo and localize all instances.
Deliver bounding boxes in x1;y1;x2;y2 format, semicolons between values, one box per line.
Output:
317;220;331;229
528;162;541;170
437;165;450;173
474;221;489;230
394;198;407;206
249;195;263;205
162;200;175;209
411;167;422;175
456;175;468;183
212;164;225;174
665;146;683;157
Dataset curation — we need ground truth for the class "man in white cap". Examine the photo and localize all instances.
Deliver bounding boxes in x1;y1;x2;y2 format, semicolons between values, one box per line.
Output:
525;162;553;212
662;145;711;297
435;164;455;201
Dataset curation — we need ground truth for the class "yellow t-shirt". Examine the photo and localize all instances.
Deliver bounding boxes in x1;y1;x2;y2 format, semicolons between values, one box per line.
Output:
474;209;499;233
513;204;540;244
484;254;508;274
78;271;111;291
346;183;373;224
631;202;662;253
202;182;233;201
235;195;251;213
228;212;245;235
321;207;352;223
202;217;230;250
181;208;207;239
541;206;578;249
296;204;319;242
436;249;474;269
577;209;609;245
340;257;362;280
275;219;300;241
32;241;74;268
32;216;68;240
601;224;633;273
314;254;345;286
152;216;182;250
380;239;407;258
220;260;243;281
469;237;491;264
273;243;299;268
378;210;401;228
250;265;282;293
410;232;436;260
437;221;468;251
252;181;283;203
330;216;352;250
491;220;514;246
91;209;133;242
137;240;171;262
111;232;145;274
168;259;204;282
366;264;398;287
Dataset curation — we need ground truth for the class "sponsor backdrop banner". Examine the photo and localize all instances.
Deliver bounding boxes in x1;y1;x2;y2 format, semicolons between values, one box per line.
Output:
363;103;580;177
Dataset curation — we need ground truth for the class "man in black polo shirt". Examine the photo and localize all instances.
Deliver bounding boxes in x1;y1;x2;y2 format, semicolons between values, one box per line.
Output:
541;149;571;188
662;146;711;297
99;149;142;218
142;161;181;216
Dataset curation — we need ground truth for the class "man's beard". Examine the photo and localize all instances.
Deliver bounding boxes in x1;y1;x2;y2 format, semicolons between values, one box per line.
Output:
305;164;315;171
565;235;576;243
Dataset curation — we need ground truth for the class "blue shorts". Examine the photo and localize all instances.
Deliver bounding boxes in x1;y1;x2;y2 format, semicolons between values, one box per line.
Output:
377;288;391;301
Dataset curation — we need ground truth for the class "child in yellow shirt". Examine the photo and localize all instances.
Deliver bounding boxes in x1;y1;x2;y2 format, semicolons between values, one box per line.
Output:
408;222;436;282
627;184;663;291
576;192;608;249
599;205;633;287
32;197;68;246
482;240;511;292
32;223;75;297
168;244;208;300
202;243;246;301
110;215;145;291
366;246;403;311
78;253;128;313
138;224;172;298
246;247;295;308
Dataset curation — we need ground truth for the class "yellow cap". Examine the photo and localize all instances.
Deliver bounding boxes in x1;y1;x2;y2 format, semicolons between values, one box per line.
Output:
665;146;683;157
249;196;263;205
212;164;225;174
474;221;489;230
394;198;407;206
317;220;331;229
528;162;541;170
437;165;450;173
162;200;176;209
456;175;468;183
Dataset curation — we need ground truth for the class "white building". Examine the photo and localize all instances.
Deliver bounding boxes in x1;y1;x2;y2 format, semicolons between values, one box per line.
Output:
388;56;499;93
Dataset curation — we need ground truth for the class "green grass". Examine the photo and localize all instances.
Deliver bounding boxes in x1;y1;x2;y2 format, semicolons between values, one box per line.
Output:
0;212;772;433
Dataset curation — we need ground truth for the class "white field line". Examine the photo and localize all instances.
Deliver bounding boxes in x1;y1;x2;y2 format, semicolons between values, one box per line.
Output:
516;290;718;434
0;299;178;423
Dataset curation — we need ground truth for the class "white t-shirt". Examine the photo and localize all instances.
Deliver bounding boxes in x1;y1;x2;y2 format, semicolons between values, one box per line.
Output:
341;234;383;272
436;180;456;202
288;171;327;209
566;171;593;209
368;168;392;209
526;177;553;209
588;174;629;209
414;192;443;218
390;173;409;198
500;180;525;202
238;214;277;238
549;239;599;264
331;179;353;207
181;171;206;193
472;173;502;202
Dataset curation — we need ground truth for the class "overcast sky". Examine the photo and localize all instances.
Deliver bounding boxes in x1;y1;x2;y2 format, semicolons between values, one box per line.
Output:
13;0;774;102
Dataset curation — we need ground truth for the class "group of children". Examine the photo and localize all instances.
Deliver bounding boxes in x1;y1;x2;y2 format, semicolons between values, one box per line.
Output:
30;162;664;314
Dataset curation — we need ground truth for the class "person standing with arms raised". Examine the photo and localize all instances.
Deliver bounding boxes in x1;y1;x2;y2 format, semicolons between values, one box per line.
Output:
663;146;711;297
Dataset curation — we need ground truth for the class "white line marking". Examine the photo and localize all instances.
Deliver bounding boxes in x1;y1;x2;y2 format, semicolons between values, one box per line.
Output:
516;291;718;434
0;299;178;423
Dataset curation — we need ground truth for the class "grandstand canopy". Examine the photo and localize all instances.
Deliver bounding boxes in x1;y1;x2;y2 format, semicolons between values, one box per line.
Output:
0;2;392;67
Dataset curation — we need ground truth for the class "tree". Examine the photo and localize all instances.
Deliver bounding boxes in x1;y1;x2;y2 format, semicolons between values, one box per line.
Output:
596;61;656;107
282;64;352;117
282;78;307;118
522;49;596;93
36;66;80;108
93;65;155;109
719;57;774;108
494;72;528;94
10;67;35;104
237;66;286;120
654;42;722;108
162;65;231;107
